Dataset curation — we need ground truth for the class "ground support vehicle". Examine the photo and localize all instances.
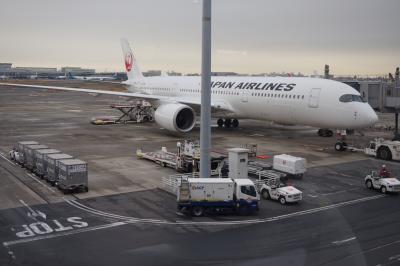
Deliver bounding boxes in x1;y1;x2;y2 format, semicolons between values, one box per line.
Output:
177;178;259;216
137;140;225;175
364;138;400;161
365;171;400;194
91;100;154;125
252;171;302;205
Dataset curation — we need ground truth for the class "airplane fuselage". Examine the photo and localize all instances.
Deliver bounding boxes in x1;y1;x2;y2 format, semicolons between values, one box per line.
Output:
125;76;378;130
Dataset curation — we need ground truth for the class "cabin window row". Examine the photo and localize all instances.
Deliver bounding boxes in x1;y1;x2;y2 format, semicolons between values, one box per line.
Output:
251;92;305;99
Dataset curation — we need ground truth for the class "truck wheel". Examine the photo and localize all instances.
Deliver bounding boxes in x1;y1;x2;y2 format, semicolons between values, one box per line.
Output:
380;186;387;194
366;180;373;189
192;206;204;217
377;147;392;161
279;197;287;205
261;190;270;200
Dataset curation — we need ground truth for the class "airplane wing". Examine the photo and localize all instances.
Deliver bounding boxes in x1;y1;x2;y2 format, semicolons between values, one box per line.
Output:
0;82;235;113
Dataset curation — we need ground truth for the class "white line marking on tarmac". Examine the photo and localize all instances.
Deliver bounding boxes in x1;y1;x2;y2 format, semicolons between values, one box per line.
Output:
0;153;56;193
1;194;386;247
0;153;16;165
68;194;386;226
3;222;126;247
332;236;356;245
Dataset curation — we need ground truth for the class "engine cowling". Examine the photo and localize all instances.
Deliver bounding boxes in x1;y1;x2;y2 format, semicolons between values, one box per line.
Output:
154;103;196;133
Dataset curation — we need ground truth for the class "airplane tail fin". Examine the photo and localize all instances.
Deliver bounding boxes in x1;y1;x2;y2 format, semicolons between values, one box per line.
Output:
120;38;143;80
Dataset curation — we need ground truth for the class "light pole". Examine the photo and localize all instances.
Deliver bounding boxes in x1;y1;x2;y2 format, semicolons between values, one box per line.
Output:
199;0;212;178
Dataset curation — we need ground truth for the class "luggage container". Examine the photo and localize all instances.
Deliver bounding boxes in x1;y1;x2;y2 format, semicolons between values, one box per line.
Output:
57;159;88;193
13;141;39;164
44;153;74;185
273;154;306;179
34;149;60;177
24;145;49;170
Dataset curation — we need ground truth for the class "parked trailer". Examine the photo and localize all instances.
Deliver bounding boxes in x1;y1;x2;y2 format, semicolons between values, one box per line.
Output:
137;142;225;175
177;178;259;216
273;154;307;179
10;141;39;164
57;159;88;193
44;153;74;185
33;149;60;177
24;145;49;170
136;147;177;168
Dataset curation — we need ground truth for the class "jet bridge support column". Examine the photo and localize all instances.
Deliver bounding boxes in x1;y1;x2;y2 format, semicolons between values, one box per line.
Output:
199;0;212;179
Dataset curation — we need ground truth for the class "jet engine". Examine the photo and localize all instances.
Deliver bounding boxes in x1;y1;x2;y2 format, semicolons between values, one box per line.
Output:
154;103;196;133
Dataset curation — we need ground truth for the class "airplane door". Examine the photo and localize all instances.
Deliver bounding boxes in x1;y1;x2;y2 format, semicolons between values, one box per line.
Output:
241;91;248;102
308;88;321;108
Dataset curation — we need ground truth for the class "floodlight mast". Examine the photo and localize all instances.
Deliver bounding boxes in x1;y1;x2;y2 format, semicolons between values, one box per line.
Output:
199;0;212;178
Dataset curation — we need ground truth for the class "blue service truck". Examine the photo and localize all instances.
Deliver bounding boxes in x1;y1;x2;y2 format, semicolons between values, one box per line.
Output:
177;178;259;216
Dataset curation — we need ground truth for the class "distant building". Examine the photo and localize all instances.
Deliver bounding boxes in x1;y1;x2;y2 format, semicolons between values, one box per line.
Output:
167;71;182;76
143;70;161;77
212;72;239;76
0;63;12;73
14;67;57;73
60;67;95;75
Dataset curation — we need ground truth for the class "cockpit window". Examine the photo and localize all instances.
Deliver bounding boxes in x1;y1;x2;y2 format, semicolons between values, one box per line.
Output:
339;94;363;103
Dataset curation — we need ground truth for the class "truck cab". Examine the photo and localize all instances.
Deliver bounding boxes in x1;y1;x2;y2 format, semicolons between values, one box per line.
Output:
365;171;400;194
234;178;260;208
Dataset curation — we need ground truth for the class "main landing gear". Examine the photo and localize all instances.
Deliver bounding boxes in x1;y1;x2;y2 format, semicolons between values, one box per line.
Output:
217;118;239;128
318;129;333;137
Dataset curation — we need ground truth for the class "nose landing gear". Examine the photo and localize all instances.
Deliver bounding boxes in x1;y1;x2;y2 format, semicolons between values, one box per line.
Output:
334;129;348;151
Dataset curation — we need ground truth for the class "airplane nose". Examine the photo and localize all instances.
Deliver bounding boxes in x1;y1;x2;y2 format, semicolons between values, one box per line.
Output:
370;111;379;124
362;106;379;127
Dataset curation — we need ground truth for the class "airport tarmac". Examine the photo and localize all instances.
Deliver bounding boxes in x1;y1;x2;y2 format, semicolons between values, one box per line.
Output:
0;83;400;266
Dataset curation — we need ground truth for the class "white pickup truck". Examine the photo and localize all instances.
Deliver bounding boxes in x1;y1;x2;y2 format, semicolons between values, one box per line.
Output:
365;171;400;194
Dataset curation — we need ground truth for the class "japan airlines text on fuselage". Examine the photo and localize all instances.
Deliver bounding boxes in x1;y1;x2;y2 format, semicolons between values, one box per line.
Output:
125;75;378;130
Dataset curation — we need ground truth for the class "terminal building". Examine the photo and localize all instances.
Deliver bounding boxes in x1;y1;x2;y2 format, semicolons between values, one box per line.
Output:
60;67;95;75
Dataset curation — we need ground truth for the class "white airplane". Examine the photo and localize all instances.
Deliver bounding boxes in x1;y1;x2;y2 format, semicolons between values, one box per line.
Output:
0;39;378;150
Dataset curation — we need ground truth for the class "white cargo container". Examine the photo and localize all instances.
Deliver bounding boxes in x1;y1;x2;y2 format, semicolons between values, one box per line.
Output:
24;144;49;170
44;153;74;185
57;159;88;193
273;154;306;178
34;149;60;177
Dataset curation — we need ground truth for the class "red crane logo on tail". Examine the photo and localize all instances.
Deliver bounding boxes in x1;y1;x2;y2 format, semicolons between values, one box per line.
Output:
125;53;133;72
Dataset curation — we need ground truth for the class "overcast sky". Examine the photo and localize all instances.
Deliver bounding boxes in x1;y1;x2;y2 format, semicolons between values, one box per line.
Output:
0;0;399;75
